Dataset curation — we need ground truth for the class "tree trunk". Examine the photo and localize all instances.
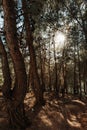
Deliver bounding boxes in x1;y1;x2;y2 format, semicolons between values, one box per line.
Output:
22;0;45;106
0;38;11;98
48;42;51;91
77;42;82;97
73;41;78;94
38;40;45;92
3;0;28;128
83;62;86;95
53;36;59;97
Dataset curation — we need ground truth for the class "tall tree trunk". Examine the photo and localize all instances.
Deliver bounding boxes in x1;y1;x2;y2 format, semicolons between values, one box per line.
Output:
77;42;81;97
42;44;46;90
22;0;44;105
0;38;11;98
83;61;86;95
63;62;67;95
48;42;51;91
38;40;45;92
73;42;78;94
61;49;65;98
3;0;28;128
53;37;58;97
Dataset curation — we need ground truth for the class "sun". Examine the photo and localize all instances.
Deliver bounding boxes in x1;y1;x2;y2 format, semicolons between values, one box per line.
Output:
54;31;66;49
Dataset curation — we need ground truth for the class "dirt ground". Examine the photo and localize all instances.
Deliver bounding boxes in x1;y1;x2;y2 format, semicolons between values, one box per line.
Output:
0;92;87;130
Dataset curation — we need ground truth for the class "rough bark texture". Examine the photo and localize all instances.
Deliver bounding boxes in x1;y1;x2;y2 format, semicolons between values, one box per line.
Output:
22;0;44;105
3;0;28;128
0;38;11;98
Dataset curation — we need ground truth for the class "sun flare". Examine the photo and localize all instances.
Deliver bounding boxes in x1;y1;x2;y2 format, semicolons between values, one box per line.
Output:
54;31;66;49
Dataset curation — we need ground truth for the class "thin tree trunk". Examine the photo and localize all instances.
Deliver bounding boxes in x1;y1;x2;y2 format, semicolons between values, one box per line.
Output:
61;49;65;98
53;36;58;97
83;62;86;95
48;42;51;91
38;40;45;92
63;62;67;94
73;42;78;94
42;44;46;90
77;42;81;97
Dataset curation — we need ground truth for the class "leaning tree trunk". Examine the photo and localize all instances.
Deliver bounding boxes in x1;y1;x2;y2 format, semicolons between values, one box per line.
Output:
0;38;11;98
3;0;28;129
22;0;45;106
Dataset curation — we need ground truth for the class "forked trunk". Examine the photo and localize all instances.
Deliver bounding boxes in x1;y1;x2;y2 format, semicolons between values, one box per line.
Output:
22;0;44;105
3;0;28;128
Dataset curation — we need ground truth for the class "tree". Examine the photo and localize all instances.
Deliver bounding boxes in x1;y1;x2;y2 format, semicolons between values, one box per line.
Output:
3;0;28;128
1;0;87;128
22;0;45;106
0;37;11;98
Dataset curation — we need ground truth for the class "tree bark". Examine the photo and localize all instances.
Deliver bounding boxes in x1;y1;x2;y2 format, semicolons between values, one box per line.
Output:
48;42;51;91
22;0;45;106
3;0;28;128
0;38;11;98
39;40;45;92
53;36;59;97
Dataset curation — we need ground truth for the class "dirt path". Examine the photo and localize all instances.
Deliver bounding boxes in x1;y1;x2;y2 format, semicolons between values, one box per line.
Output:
0;93;87;130
25;96;87;130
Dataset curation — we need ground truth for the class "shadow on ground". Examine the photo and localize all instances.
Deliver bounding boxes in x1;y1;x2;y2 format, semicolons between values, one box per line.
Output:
0;93;87;130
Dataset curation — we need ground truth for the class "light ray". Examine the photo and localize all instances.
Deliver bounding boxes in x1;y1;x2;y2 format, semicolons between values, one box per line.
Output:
54;31;66;49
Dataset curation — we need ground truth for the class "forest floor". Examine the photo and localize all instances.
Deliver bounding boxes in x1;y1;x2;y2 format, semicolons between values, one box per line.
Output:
0;92;87;130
